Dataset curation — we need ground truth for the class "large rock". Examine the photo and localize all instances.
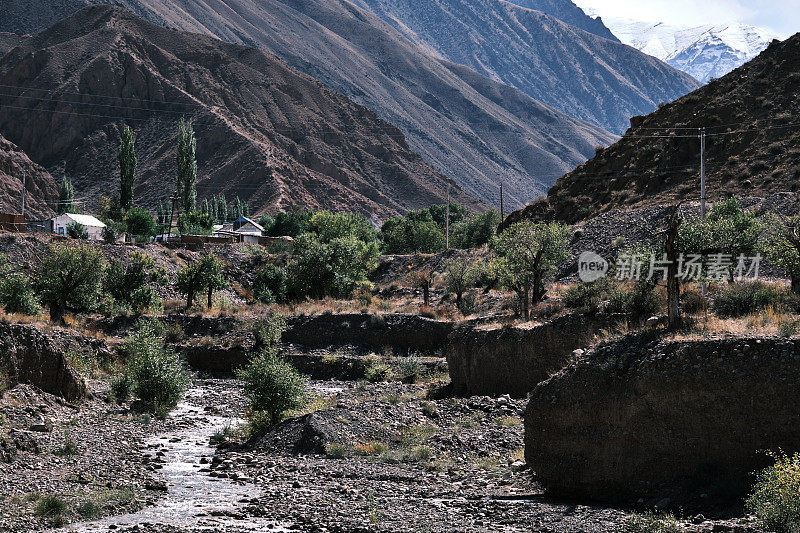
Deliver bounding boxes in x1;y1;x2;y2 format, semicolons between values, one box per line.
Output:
0;324;86;402
446;313;611;397
525;335;800;500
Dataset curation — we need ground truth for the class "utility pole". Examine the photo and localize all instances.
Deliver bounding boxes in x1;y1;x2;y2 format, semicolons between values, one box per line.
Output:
165;194;179;243
446;185;450;250
500;183;504;223
700;127;707;298
700;127;706;219
20;171;26;216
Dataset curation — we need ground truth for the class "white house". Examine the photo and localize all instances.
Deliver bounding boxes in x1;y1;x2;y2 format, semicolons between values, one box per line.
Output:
213;217;265;242
51;213;107;241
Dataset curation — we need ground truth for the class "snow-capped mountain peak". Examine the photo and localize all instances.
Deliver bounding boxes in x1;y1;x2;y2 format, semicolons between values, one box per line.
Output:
578;10;780;83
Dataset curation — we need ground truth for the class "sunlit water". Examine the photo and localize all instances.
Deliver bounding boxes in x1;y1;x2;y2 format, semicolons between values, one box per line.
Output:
64;388;290;532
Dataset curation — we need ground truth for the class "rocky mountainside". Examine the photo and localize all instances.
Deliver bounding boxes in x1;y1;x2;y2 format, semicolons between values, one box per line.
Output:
0;134;58;219
349;0;699;134
509;34;800;223
0;0;617;210
509;0;618;41
599;17;780;83
0;7;484;220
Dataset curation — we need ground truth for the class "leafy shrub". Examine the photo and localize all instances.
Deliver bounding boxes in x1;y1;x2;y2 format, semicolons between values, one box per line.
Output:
397;355;423;383
713;282;789;318
253;264;288;304
104;252;165;312
76;500;101;519
624;511;684;533
236;353;308;426
110;374;132;403
607;282;660;320
66;221;88;239
746;451;800;533
34;495;67;518
365;361;393;383
779;321;798;338
562;279;613;309
325;442;349;458
122;327;191;416
65;350;101;378
252;315;287;351
682;288;707;314
0;274;41;315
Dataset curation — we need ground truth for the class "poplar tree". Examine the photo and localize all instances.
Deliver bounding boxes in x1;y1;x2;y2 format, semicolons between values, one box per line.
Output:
177;118;197;213
57;177;76;215
119;125;137;211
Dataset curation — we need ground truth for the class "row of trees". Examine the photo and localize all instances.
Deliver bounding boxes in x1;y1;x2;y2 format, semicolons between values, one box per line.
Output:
0;244;229;323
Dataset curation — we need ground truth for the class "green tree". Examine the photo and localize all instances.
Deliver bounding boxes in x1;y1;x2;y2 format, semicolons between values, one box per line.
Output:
57;177;77;214
125;207;156;238
66;221;88;240
104;252;166;312
287;234;378;299
309;210;377;243
253;264;288;304
177;117;197;213
451;210;502;249
175;255;226;309
381;215;444;254
0;255;40;316
199;255;227;309
175;260;204;309
443;256;479;307
428;203;467;229
763;214;800;294
678;197;761;281
492;221;570;320
119;125;137;211
178;211;215;236
216;194;228;223
268;210;313;237
37;244;105;323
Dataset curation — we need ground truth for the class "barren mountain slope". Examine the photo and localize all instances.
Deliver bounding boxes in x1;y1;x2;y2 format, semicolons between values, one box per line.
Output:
349;0;700;133
0;133;58;219
508;35;800;224
509;0;618;41
0;0;617;209
0;6;483;219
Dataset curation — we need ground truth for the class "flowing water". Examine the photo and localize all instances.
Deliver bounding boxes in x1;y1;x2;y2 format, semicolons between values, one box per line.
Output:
64;387;289;532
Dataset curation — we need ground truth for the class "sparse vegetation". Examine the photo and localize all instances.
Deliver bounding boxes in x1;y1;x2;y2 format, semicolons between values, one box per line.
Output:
746;451;800;532
624;511;685;533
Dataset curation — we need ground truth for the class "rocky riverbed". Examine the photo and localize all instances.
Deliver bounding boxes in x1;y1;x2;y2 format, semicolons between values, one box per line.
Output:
1;366;760;532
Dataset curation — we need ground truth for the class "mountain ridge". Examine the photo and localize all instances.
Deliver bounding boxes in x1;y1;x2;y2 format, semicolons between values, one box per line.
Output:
0;6;484;220
597;16;780;83
505;33;800;224
349;0;700;134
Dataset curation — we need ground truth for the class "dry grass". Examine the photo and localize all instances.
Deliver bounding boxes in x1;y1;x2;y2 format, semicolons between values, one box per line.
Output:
669;306;796;340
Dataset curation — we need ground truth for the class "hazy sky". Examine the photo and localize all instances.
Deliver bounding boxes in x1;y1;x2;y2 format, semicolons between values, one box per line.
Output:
574;0;800;37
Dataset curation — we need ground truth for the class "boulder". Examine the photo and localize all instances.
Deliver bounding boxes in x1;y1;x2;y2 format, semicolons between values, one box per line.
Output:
525;334;800;500
0;324;86;402
446;312;611;397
